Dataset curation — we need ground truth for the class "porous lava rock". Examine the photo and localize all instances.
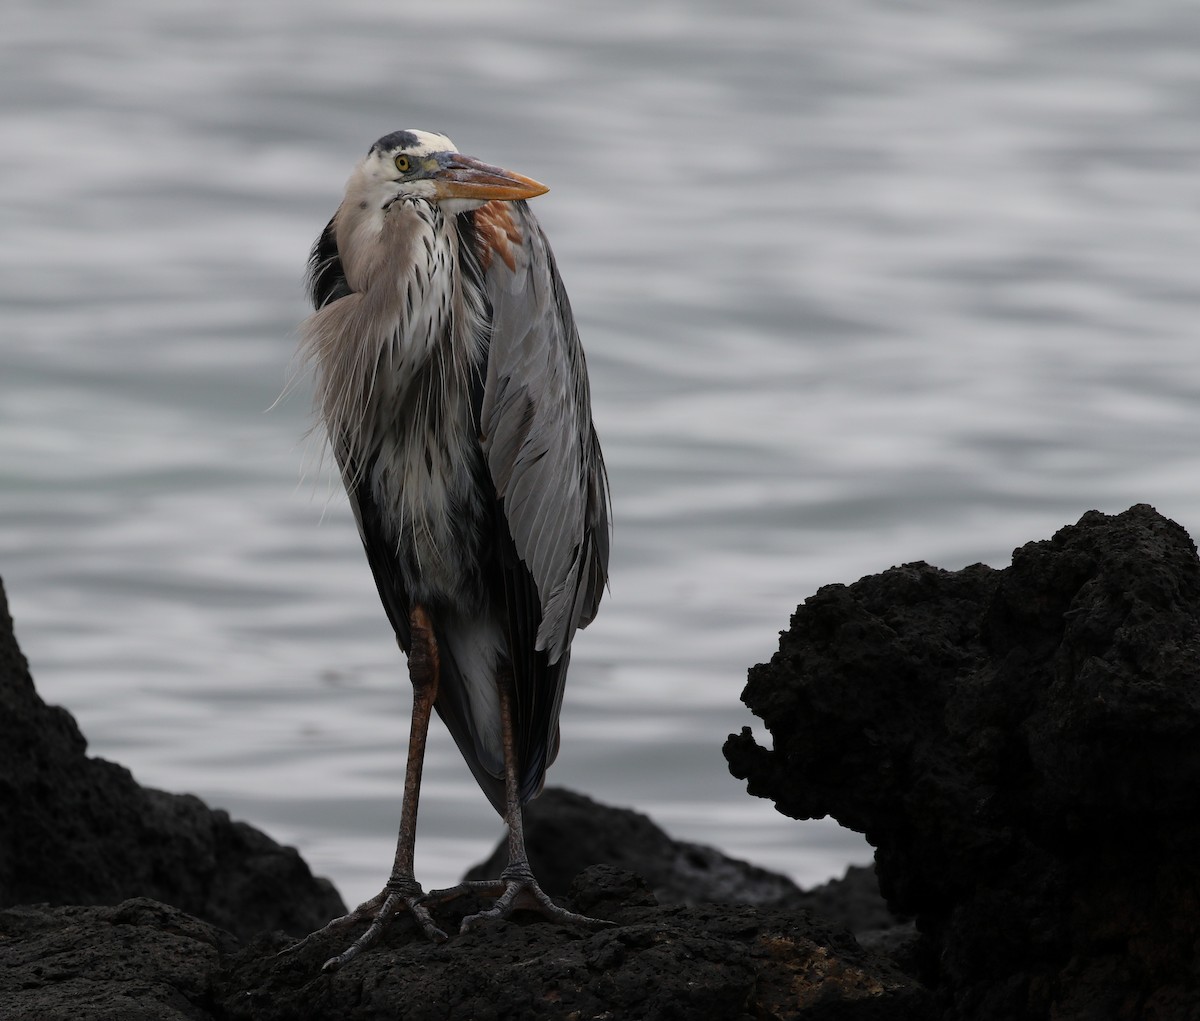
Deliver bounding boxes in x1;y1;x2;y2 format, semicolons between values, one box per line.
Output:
0;577;345;942
467;786;803;906
216;865;928;1021
0;898;236;1021
466;786;903;937
725;504;1200;1019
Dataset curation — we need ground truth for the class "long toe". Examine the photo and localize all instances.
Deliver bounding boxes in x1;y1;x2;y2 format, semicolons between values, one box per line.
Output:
277;890;390;958
323;888;449;972
432;871;614;936
281;882;448;972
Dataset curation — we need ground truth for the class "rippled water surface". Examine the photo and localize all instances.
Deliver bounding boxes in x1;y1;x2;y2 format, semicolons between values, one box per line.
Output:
3;1;1199;906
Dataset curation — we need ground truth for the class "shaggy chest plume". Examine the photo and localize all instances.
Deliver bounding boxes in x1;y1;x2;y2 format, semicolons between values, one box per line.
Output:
303;196;488;606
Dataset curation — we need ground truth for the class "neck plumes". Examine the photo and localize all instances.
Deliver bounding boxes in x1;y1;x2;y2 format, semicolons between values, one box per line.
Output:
301;197;484;470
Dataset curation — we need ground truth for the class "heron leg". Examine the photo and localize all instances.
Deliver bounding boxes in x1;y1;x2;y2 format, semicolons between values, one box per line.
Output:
428;669;613;935
280;604;448;970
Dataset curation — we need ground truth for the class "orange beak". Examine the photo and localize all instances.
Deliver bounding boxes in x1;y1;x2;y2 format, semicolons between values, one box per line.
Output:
432;154;549;202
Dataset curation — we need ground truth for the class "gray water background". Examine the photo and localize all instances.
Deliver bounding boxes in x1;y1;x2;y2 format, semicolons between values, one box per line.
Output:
3;0;1198;907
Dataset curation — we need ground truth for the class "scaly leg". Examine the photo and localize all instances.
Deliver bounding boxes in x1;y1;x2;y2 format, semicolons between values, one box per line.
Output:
281;605;448;971
428;669;613;934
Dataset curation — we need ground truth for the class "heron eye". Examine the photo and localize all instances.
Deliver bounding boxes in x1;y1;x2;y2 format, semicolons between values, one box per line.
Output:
394;154;411;173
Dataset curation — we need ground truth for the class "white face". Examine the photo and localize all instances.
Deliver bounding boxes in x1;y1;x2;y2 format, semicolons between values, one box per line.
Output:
345;128;545;218
351;129;458;208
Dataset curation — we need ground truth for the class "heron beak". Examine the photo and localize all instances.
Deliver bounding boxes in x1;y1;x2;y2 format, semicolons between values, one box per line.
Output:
433;154;549;202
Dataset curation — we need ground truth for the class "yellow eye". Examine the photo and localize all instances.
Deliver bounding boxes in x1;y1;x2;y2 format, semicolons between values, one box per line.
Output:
394;154;411;173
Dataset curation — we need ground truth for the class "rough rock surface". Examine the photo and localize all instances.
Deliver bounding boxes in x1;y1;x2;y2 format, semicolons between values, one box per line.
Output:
0;577;346;941
726;504;1200;1019
218;866;927;1021
467;786;902;936
470;787;794;904
0;871;928;1021
0;898;236;1021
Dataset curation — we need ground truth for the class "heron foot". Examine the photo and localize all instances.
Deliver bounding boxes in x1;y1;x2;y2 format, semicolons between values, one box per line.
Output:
429;862;615;935
278;877;448;971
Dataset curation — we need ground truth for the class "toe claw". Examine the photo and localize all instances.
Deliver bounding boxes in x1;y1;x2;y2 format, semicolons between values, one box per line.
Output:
409;899;449;943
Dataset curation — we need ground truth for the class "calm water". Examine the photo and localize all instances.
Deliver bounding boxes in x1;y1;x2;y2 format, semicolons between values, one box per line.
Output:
3;1;1199;908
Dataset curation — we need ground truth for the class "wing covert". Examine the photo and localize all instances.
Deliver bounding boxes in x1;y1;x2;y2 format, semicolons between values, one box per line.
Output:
475;201;609;665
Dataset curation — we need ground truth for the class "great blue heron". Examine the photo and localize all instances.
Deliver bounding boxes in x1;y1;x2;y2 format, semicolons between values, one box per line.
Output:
289;130;610;971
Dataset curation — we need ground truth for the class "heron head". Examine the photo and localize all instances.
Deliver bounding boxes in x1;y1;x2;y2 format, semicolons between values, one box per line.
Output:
355;129;548;215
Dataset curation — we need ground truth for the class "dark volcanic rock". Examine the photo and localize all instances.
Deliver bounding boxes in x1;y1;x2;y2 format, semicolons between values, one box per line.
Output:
725;504;1200;1019
0;577;345;941
466;787;903;937
217;866;929;1021
0;877;929;1021
466;786;806;906
799;865;907;940
0;898;235;1021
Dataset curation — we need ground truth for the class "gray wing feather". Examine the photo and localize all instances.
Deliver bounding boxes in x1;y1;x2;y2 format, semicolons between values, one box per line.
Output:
479;202;609;664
